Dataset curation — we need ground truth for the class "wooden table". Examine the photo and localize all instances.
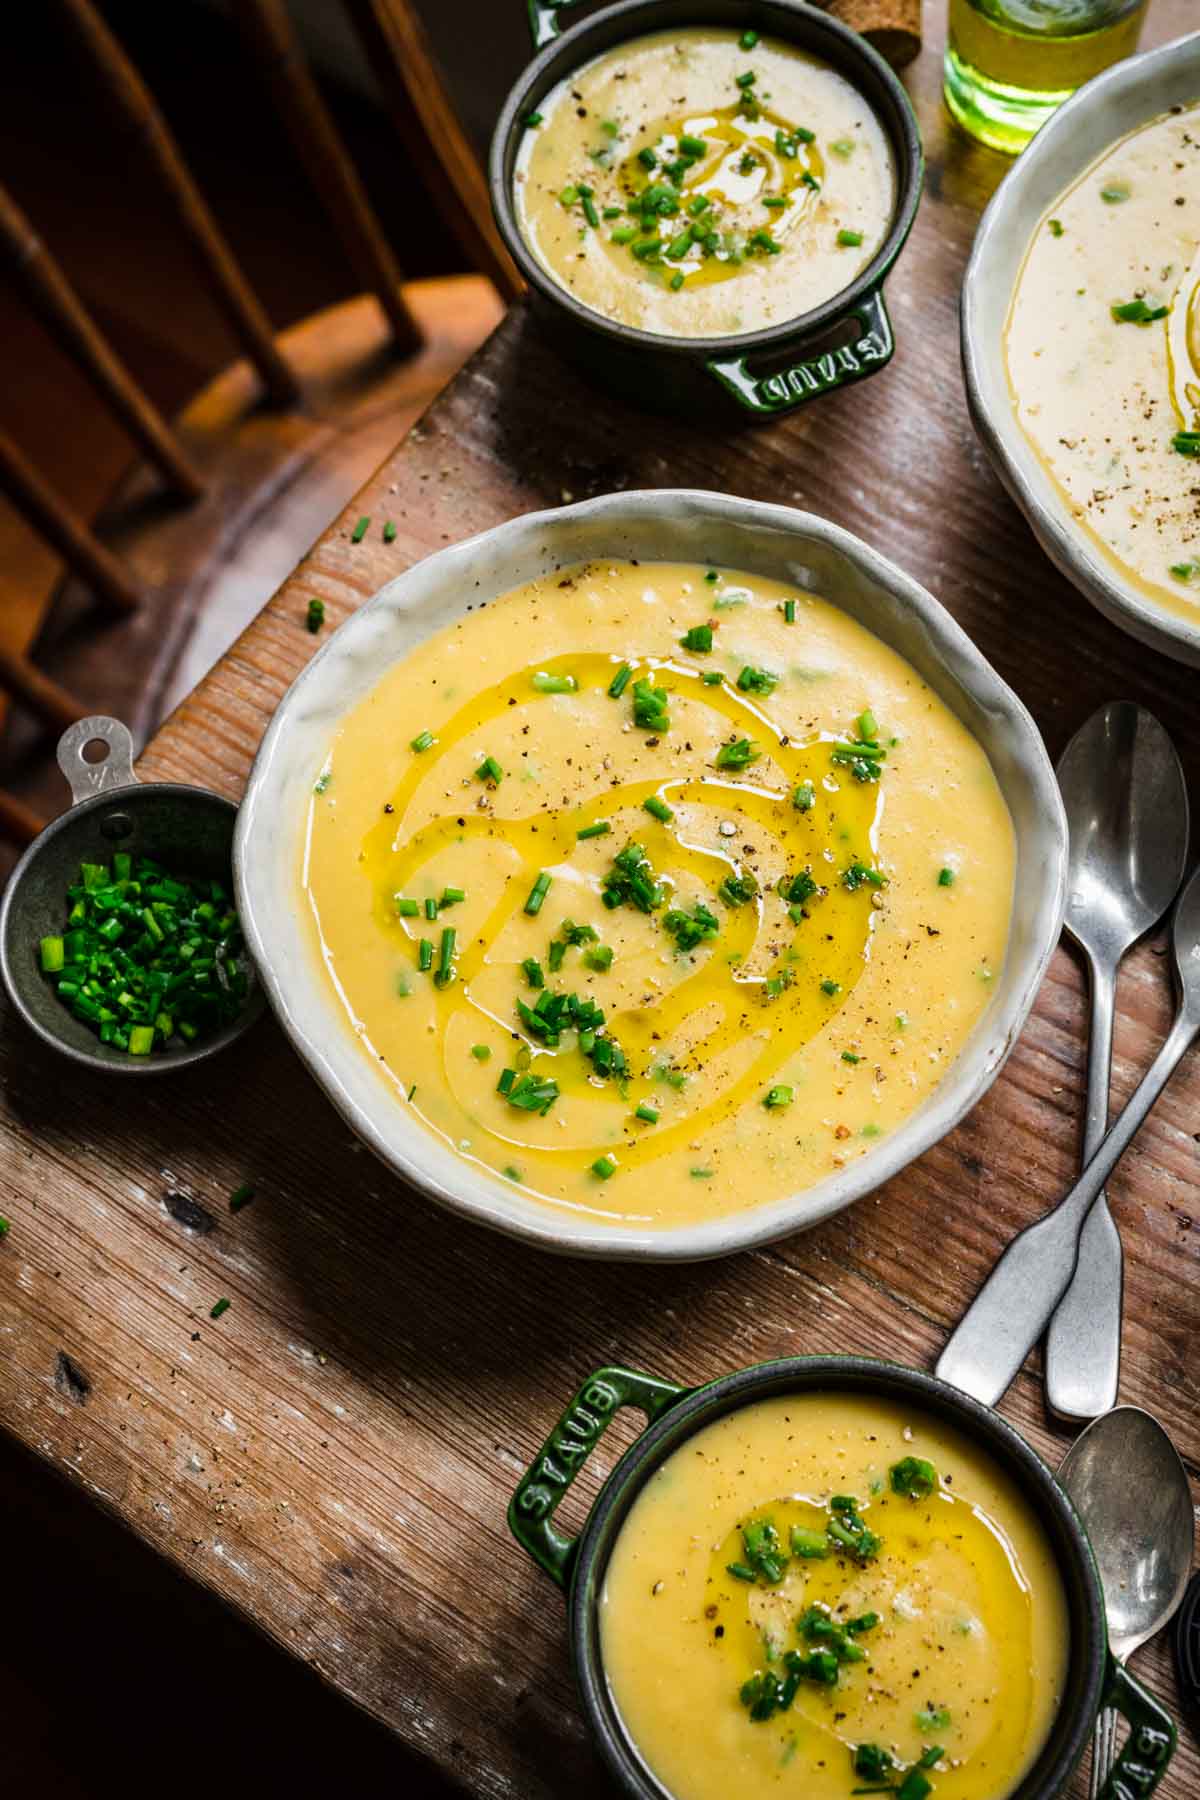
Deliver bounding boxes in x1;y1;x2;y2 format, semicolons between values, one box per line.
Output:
2;8;1197;1797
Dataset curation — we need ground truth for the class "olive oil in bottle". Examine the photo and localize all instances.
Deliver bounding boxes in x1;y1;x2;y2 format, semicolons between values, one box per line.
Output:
944;0;1147;155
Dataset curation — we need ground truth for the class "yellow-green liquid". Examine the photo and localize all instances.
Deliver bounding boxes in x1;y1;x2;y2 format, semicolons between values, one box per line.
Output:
945;0;1146;155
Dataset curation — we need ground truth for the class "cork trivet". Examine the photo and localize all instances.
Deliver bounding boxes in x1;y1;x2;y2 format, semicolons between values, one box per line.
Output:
815;0;922;70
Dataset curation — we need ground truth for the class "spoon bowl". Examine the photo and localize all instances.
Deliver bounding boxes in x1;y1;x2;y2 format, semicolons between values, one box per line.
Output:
1059;1406;1195;1663
1058;704;1189;967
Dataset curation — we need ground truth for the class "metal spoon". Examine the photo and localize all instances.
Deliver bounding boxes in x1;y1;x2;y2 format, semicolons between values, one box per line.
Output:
1059;1407;1194;1796
936;857;1200;1406
1047;704;1189;1422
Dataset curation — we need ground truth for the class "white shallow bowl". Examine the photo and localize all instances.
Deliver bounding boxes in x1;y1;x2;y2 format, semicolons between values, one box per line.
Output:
235;491;1066;1261
962;31;1200;668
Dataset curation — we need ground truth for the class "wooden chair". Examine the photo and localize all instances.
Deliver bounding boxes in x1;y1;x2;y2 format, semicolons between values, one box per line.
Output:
0;0;519;851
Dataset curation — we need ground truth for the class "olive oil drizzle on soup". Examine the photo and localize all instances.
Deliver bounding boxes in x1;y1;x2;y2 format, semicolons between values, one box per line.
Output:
301;561;1013;1230
600;1394;1069;1800
514;30;895;340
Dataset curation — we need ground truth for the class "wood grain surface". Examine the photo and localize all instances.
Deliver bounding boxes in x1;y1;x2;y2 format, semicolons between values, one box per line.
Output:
2;8;1197;1798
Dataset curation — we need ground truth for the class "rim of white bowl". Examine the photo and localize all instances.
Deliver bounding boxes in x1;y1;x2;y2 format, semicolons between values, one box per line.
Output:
235;490;1066;1261
962;29;1200;669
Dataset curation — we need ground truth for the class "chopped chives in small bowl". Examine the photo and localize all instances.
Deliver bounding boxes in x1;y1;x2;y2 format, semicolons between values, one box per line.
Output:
36;853;251;1057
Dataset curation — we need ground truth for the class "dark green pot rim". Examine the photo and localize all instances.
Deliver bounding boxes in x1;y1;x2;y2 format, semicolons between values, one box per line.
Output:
564;1356;1107;1800
488;0;924;363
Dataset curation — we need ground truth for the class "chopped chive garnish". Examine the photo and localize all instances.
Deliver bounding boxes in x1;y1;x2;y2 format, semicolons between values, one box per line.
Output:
503;1164;522;1180
783;599;796;623
418;938;433;971
424;896;438;920
1100;182;1130;203
892;1456;939;1500
701;670;723;685
801;172;820;191
525;871;553;915
350;515;370;542
632;677;670;733
638;146;657;169
669;271;684;291
210;1297;231;1319
736;70;756;87
435;927;456;987
1048;217;1064;235
521;957;544;988
857;708;878;742
591;1154;617;1179
395;897;419;916
821;978;841;996
737;664;777;695
664;901;719;950
688;194;710;216
830;137;855;157
715;737;760;769
764;1085;793;1109
608;662;633;698
503;1072;559;1114
0;1214;10;1237
532;670;577;694
582;195;600;228
792;781;815;812
838;228;864;247
643;795;674;823
475;754;503;785
680;623;713;652
841;1050;861;1064
522;110;543;128
634;1103;659;1123
305;597;325;633
938;867;955;887
229;1182;255;1212
583;943;613;972
602;203;622;218
705;569;719;583
1112;297;1168;323
739;28;758;47
1172;431;1200;457
690;1167;713;1179
470;1044;491;1061
440;886;465;906
559;184;578;206
40;936;65;973
611;224;637;245
763;195;787;209
410;729;435;753
577;820;612;839
382;519;397;543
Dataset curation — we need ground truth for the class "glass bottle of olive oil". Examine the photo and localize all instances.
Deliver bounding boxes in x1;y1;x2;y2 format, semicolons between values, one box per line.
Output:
944;0;1147;155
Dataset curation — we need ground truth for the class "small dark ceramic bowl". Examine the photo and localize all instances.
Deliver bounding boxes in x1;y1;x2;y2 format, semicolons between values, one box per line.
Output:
0;716;262;1074
490;0;923;421
509;1356;1177;1800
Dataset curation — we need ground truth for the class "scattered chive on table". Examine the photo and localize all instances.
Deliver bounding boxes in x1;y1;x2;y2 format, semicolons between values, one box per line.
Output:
1;9;1197;1798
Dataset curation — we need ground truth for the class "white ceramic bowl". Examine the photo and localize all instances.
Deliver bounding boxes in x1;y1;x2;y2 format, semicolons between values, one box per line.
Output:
962;31;1200;668
235;491;1066;1260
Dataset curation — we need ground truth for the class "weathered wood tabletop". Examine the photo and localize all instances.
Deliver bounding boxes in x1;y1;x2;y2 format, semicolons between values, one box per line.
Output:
2;7;1197;1797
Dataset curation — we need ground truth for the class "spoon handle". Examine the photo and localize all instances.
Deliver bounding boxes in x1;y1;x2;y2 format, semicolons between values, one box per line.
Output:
1045;950;1122;1420
936;1008;1196;1407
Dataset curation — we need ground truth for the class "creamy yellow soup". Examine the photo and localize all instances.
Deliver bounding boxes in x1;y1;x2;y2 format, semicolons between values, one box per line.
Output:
600;1392;1070;1800
1006;102;1200;623
514;30;895;339
301;561;1013;1231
